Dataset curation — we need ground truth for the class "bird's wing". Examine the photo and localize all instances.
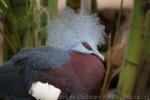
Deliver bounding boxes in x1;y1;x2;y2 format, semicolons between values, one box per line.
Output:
12;46;69;85
0;46;69;97
12;46;69;69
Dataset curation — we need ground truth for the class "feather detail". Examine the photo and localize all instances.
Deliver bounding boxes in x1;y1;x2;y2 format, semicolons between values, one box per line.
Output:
46;8;105;51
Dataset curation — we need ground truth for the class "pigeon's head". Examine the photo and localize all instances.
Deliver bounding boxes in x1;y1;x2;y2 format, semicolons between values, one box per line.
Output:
46;8;105;60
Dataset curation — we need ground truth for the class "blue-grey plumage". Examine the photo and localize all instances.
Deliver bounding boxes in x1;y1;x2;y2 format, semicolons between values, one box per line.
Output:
0;46;69;99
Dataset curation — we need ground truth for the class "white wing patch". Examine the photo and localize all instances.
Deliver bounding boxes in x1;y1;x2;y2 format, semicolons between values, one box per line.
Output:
29;81;61;100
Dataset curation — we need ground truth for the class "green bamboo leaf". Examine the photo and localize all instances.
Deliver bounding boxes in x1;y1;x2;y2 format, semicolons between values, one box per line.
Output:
1;0;8;8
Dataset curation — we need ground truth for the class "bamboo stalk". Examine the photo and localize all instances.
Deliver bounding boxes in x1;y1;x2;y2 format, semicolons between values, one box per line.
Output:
23;31;34;47
134;10;150;96
57;0;66;14
0;15;4;63
115;0;146;99
80;0;91;14
0;34;3;64
48;0;57;20
114;0;124;45
46;0;58;44
34;0;41;47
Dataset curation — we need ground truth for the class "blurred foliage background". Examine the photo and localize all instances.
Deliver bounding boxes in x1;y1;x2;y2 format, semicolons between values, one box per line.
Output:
0;0;133;63
0;0;150;100
0;0;50;62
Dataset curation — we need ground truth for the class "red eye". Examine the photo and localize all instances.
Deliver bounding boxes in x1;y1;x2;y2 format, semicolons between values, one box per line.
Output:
82;42;92;50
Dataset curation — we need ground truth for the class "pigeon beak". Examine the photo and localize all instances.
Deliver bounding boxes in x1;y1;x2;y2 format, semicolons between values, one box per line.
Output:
91;47;104;61
88;42;105;61
94;50;104;61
